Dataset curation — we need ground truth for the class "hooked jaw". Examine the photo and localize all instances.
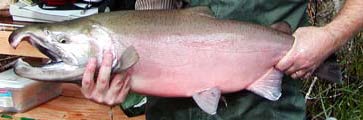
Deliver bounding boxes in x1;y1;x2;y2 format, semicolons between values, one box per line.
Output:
9;27;63;62
8;27;84;82
9;27;31;48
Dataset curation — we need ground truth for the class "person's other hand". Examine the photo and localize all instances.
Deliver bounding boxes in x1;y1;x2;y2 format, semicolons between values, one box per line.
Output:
81;50;131;105
276;26;338;79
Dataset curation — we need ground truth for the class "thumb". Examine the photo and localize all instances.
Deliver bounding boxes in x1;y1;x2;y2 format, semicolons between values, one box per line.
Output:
275;36;298;71
275;49;295;72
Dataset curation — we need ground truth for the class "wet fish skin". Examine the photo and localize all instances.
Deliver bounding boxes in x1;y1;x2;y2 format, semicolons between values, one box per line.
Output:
8;7;341;114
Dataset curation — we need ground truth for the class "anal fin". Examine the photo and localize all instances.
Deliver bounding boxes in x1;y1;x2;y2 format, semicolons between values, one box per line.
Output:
247;68;283;101
192;87;221;115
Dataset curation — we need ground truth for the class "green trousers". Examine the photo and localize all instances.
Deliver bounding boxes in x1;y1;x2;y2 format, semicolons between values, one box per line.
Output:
145;77;305;120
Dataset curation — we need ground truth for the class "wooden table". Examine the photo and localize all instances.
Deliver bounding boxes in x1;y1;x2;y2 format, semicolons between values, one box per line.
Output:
0;30;145;120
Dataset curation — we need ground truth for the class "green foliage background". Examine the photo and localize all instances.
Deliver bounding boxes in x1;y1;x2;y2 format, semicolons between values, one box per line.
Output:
304;0;362;120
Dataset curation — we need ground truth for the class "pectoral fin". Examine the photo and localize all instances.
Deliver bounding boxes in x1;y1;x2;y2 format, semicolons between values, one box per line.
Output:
247;68;283;101
120;46;139;70
192;87;221;115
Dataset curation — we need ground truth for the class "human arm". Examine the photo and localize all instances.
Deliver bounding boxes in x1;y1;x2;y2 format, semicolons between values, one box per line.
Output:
276;0;363;78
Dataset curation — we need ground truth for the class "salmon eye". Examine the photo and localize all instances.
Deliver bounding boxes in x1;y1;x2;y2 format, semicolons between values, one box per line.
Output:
59;39;67;43
55;34;68;44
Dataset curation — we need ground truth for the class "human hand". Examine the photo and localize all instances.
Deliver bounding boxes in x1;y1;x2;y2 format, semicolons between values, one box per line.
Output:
81;51;131;106
276;26;338;79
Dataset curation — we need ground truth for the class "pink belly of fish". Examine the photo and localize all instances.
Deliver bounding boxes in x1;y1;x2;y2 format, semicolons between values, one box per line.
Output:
129;40;283;97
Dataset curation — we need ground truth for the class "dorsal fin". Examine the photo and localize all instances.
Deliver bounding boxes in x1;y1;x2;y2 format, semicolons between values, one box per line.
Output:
185;6;214;18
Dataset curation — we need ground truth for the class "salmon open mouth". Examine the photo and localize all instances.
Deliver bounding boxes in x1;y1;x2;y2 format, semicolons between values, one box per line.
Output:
32;40;63;63
9;32;65;67
8;31;84;82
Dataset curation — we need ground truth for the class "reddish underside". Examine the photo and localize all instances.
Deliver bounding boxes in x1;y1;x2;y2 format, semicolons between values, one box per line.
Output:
127;33;291;97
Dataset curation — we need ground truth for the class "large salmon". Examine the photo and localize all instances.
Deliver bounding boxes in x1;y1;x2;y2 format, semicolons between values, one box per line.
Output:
8;7;340;114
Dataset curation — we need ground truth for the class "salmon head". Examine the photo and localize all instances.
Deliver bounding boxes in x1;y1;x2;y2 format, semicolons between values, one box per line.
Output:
8;19;139;82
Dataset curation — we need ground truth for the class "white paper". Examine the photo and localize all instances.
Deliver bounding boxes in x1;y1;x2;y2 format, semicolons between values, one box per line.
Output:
10;2;98;22
23;4;98;18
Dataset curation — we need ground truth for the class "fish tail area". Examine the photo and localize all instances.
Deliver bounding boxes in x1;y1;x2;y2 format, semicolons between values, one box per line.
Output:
192;87;221;115
315;54;343;84
247;68;283;101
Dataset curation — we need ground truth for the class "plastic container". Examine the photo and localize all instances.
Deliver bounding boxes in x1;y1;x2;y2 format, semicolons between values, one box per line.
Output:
0;69;62;112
